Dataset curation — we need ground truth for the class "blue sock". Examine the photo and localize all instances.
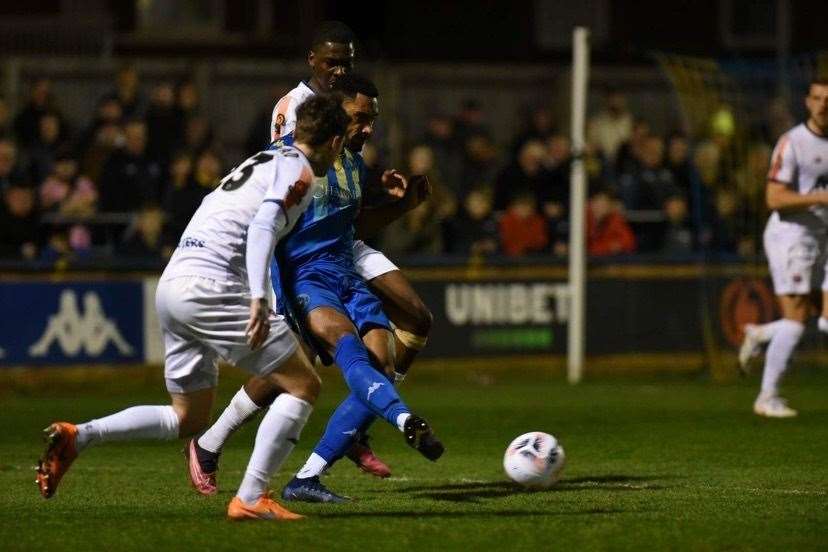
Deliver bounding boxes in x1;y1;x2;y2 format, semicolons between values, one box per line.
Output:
333;334;409;427
312;393;375;463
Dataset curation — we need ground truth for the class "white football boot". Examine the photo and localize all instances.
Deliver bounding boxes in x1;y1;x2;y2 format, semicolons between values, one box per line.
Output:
753;395;798;418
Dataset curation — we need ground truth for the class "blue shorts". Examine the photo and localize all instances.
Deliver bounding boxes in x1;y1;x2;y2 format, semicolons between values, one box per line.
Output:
272;258;390;363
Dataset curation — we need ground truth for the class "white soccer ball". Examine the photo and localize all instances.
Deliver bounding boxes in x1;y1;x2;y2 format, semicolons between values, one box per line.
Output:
503;431;566;489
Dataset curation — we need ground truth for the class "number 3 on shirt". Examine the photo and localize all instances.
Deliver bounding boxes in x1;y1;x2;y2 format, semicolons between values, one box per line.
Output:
221;152;273;191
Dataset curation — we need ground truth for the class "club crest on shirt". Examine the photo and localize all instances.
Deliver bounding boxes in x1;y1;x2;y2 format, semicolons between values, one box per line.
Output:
285;179;310;208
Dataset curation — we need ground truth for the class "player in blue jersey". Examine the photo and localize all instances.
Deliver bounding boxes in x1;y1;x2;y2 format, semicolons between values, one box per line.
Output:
271;74;442;503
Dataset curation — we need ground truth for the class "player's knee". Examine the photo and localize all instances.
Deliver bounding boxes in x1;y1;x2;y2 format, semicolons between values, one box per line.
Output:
403;299;433;336
310;319;353;352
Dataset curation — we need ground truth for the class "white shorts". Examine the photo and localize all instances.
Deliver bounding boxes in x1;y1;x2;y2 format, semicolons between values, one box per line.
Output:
156;276;298;394
352;240;398;281
764;219;828;295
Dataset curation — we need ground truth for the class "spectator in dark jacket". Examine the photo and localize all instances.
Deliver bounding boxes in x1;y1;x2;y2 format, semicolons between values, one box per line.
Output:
618;135;677;211
100;64;144;119
0;138;26;192
121;204;167;259
98;119;162;212
145;83;179;168
26;112;64;185
660;195;694;255
0;185;40;260
14;78;65;148
493;140;552;211
447;188;499;256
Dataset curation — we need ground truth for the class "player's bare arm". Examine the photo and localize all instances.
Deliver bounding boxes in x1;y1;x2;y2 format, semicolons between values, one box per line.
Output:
765;180;828;211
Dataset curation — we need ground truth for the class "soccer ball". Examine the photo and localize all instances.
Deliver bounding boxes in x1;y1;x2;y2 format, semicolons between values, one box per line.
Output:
503;432;566;489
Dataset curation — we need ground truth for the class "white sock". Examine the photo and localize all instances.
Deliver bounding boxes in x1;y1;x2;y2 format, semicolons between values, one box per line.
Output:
818;317;828;334
76;405;179;451
755;319;786;342
296;452;328;480
759;319;804;398
197;387;261;453
396;412;411;432
236;394;312;504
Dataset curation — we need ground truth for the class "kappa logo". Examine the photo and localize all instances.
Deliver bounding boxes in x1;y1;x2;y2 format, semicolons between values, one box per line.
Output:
29;290;135;358
366;381;385;401
342;428;358;436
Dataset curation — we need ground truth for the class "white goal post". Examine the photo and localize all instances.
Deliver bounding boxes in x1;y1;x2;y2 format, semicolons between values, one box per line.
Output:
567;27;590;384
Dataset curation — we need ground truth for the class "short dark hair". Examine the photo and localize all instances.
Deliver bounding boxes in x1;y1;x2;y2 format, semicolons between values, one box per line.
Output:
311;21;355;49
294;94;349;147
809;77;828;92
331;73;378;99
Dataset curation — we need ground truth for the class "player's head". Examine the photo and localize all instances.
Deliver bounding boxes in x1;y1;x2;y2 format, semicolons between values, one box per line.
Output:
308;21;356;92
331;73;379;152
294;93;349;175
806;78;828;132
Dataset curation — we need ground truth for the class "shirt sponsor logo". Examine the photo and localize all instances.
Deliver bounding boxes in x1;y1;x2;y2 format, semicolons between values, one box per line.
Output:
178;237;205;248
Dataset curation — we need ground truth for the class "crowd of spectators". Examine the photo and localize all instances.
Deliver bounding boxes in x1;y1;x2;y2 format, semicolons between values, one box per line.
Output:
0;68;785;265
0;66;222;265
377;89;779;260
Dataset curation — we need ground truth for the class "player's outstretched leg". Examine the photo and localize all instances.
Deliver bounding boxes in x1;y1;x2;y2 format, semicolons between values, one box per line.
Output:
335;269;431;476
334;333;443;458
35;401;186;499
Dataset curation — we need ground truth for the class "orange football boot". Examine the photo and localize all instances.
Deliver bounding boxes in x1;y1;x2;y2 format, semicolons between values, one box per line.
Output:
36;422;79;499
227;491;305;521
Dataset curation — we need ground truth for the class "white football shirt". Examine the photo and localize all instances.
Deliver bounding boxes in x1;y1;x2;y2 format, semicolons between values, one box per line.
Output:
768;122;828;228
162;146;316;286
270;81;315;142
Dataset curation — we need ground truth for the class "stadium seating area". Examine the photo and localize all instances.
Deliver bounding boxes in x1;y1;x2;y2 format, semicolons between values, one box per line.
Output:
0;65;786;266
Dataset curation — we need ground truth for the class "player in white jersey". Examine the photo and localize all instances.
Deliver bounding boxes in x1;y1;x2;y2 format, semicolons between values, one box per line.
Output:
35;95;350;521
737;79;828;417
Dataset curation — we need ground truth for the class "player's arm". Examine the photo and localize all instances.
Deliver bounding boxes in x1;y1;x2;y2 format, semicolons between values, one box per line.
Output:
245;157;311;348
766;180;828;212
764;134;828;211
355;174;431;239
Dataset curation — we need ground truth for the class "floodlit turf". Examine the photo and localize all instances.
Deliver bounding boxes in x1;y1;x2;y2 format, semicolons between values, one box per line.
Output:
1;366;827;551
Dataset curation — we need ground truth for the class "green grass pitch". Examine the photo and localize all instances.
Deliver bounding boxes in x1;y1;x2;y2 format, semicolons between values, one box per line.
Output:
1;366;827;551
